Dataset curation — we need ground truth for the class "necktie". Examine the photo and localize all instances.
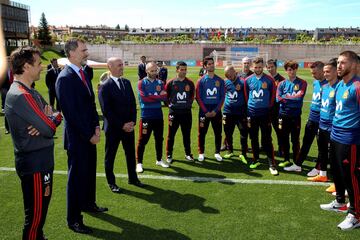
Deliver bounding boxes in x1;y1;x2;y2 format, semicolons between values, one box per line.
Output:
79;69;90;93
118;78;125;91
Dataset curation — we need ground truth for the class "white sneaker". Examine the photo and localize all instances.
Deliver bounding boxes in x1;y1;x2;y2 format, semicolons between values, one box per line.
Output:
320;200;347;213
269;167;279;176
284;164;302;172
156;159;169;168
214;153;223;162
166;156;173;164
185;155;194;161
136;163;144;173
338;213;360;230
198;154;205;162
307;168;320;177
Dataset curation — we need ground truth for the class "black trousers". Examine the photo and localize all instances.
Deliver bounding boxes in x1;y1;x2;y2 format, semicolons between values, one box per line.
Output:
48;89;60;111
20;171;53;240
67;144;97;225
279;114;301;163
296;119;319;166
223;113;248;156
137;118;164;163
330;140;360;218
166;112;192;157
105;129;139;185
317;129;330;171
271;104;282;151
198;112;222;154
248;114;275;166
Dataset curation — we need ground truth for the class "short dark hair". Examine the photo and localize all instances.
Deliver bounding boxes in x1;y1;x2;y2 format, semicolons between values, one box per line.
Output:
10;46;41;75
325;58;337;68
310;61;324;69
203;56;214;67
339;51;359;63
266;59;277;67
140;55;146;59
284;60;298;70
176;61;187;70
253;57;264;64
64;38;85;57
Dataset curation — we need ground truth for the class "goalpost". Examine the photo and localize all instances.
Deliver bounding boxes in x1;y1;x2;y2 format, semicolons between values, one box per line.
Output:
210;50;269;67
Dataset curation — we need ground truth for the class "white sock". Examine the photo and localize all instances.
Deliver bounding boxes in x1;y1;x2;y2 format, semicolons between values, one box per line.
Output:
320;170;327;177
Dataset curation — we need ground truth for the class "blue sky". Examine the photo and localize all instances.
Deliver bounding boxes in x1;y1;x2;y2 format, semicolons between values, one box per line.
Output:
16;0;360;29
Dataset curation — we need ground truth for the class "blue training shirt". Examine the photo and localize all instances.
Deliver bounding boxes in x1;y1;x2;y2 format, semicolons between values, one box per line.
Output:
223;77;246;115
319;81;338;132
331;76;360;145
276;77;308;117
308;79;328;122
195;74;225;115
244;73;276;117
137;77;167;119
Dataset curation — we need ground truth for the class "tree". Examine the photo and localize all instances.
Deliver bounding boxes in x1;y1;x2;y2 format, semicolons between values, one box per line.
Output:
125;24;129;31
37;13;52;46
115;24;120;30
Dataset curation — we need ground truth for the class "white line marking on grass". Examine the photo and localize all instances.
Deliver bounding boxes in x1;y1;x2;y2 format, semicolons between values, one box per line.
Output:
0;167;329;186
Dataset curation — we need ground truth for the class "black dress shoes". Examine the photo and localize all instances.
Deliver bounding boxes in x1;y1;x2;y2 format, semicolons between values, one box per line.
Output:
109;184;122;193
68;222;93;234
128;180;145;187
82;204;108;213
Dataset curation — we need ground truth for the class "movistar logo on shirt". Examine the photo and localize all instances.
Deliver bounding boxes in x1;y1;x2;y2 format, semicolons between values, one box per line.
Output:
336;100;343;111
206;87;217;96
177;92;187;100
312;92;321;101
321;99;329;108
252;89;264;98
228;91;238;99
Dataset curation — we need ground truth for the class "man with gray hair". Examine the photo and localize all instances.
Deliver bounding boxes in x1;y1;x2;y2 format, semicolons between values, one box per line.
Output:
56;38;107;234
98;57;143;193
238;56;254;80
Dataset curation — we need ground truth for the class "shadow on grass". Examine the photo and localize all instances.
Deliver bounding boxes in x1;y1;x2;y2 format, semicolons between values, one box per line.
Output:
88;212;190;240
122;184;219;214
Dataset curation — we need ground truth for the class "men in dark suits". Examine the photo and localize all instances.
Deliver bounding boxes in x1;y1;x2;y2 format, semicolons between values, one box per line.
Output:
45;58;61;110
138;55;147;80
98;57;143;193
55;39;107;234
157;61;168;84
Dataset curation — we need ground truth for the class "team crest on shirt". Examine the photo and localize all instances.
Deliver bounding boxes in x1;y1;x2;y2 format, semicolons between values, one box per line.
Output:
215;80;220;87
185;84;190;92
156;85;161;92
235;84;241;91
262;82;267;89
343;90;349;99
174;85;179;91
294;84;299;91
329;90;335;98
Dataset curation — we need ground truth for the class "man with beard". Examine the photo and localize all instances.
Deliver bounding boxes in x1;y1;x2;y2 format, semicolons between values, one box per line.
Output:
136;61;169;173
196;56;225;162
244;57;278;175
56;39;108;234
328;51;360;230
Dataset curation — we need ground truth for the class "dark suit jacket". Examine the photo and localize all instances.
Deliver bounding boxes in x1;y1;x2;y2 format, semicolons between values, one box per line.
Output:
98;77;136;133
138;63;147;80
45;67;61;91
84;65;94;81
55;65;99;151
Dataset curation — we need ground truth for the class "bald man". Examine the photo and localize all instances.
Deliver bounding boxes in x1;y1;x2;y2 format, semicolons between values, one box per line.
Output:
222;65;248;162
136;62;169;173
98;57;143;193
